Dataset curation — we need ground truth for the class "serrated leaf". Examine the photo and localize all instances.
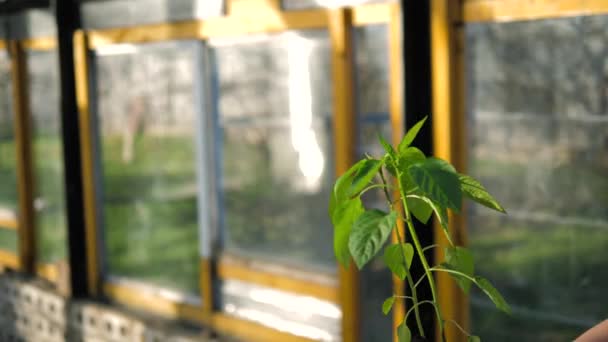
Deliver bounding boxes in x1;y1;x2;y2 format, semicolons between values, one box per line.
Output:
407;196;433;224
348;210;397;269
408;158;462;212
397;321;411;342
468;336;481;342
459;174;506;214
329;159;366;218
445;246;475;294
349;159;383;197
382;296;395;315
475;276;511;314
398;116;427;153
383;243;414;280
331;198;364;267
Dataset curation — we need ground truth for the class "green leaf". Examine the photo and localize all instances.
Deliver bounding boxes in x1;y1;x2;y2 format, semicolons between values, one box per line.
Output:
378;135;396;158
331;198;364;267
397;147;426;191
408;158;462;212
382;296;395;315
348;210;397;269
475;276;511;314
397;321;411;342
407;196;433;224
408;195;452;244
459;174;506;214
398;116;427;153
383;243;414;280
445;246;475;294
349;159;383;197
468;336;481;342
329;159;366;218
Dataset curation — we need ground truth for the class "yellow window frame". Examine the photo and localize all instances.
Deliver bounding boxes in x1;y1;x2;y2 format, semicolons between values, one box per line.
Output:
432;1;608;342
75;2;403;341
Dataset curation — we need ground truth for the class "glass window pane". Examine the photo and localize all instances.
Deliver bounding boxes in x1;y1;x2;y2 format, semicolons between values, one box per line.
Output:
95;41;200;294
0;229;17;252
467;16;608;341
354;24;393;342
0;50;18;217
212;31;335;272
221;279;341;341
27;49;67;263
283;0;395;11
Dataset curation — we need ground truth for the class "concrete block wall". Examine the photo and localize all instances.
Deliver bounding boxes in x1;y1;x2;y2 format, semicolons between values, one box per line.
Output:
0;273;218;342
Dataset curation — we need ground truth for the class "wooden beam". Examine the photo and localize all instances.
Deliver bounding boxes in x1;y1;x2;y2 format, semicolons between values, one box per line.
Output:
388;3;407;339
87;10;329;49
218;258;339;303
352;3;392;26
0;217;18;230
10;40;36;274
212;313;316;342
431;0;468;341
463;0;608;22
103;281;207;324
21;37;57;51
73;31;100;296
329;8;359;342
0;249;20;270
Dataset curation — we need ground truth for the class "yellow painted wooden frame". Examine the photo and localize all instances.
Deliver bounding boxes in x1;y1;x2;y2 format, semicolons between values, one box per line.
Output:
218;256;339;303
0;218;18;230
463;0;608;22
431;0;468;341
11;40;36;274
74;31;101;296
21;37;58;51
0;249;20;270
329;7;360;342
75;2;398;341
84;3;394;49
386;3;407;339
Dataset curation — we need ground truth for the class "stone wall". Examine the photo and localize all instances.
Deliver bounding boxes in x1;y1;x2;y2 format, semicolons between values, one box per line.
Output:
0;273;218;342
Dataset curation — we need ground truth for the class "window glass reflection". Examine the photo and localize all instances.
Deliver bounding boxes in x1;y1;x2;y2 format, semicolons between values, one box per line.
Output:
282;0;394;10
95;41;200;294
221;279;341;341
0;50;17;217
467;16;608;341
355;25;392;342
27;49;67;263
0;50;18;250
212;31;335;271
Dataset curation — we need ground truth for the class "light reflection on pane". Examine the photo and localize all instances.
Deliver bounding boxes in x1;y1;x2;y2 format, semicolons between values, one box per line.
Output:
213;31;335;271
283;0;394;10
355;25;393;342
221;279;341;341
95;41;200;294
27;49;67;263
467;16;608;341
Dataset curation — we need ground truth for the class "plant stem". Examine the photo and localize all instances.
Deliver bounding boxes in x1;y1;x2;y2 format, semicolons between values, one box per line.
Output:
396;173;444;335
379;168;425;338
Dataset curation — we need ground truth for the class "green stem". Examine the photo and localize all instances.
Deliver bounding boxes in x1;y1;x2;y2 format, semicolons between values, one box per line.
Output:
379;168;425;338
405;300;442;324
430;267;476;282
396;173;445;335
445;319;472;338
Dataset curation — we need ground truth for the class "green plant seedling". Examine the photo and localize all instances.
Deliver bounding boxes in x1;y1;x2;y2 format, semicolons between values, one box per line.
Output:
329;116;509;341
